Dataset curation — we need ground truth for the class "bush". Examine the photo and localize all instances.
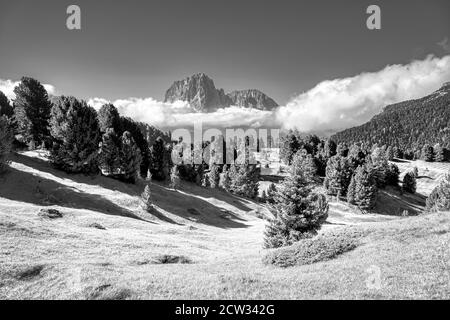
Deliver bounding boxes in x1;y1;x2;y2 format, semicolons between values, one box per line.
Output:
264;152;328;248
426;173;450;212
0;116;14;173
49;96;101;174
263;229;360;267
402;172;417;194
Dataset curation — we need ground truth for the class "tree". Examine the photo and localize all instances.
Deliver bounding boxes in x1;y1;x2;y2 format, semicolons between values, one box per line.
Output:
219;165;231;191
266;182;277;204
98;128;121;177
324;155;353;196
385;163;400;186
324;138;337;159
402;172;417;194
293;149;316;182
120;117;150;178
13;77;52;147
426;173;450;212
280;131;300;164
347;164;378;210
97;103;121;133
119;131;142;183
264;153;329;248
421;144;434;162
230;164;260;199
385;146;394;161
141;184;153;212
0;91;13;118
208;163;220;188
170;165;181;189
370;147;389;188
49;96;101;174
0;116;14;173
260;190;267;203
433;144;445;162
149;137;167;181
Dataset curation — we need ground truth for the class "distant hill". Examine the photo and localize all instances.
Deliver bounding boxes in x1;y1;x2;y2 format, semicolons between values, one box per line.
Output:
332;82;450;150
164;73;278;112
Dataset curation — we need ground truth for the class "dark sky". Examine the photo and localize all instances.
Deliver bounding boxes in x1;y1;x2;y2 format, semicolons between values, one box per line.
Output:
0;0;449;104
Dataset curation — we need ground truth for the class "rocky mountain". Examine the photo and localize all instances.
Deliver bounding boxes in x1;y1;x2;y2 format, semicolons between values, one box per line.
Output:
332;82;450;150
164;73;278;112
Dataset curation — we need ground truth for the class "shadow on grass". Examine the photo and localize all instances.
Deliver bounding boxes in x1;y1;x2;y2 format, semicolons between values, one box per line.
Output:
0;166;148;222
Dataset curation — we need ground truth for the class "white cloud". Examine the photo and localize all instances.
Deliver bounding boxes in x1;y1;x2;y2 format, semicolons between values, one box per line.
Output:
276;54;450;133
0;78;56;100
2;54;449;133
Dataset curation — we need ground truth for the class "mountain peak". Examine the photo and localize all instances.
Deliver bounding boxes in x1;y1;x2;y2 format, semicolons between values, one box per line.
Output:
164;74;279;112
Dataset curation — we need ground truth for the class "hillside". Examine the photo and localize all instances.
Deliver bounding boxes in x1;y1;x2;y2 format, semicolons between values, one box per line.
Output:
332;83;450;150
0;152;449;299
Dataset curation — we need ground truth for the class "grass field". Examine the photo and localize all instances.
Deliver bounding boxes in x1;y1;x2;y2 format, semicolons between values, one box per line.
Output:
0;152;449;299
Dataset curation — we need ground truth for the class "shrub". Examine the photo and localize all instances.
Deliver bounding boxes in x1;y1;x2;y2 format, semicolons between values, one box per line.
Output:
402;172;417;194
0;116;14;173
426;173;450;212
263;229;360;267
264;152;328;248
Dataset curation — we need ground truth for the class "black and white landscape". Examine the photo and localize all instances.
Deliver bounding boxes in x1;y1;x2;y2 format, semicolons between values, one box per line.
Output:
0;0;449;301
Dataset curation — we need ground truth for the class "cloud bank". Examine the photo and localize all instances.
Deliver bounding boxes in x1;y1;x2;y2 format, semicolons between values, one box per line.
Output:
2;54;449;134
277;54;450;133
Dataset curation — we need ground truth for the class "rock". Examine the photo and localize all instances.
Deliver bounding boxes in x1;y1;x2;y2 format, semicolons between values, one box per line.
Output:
38;208;63;219
164;73;279;112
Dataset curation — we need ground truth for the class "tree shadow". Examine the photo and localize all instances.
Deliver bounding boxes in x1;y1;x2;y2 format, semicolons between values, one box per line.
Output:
150;184;249;228
0;166;149;222
372;188;426;216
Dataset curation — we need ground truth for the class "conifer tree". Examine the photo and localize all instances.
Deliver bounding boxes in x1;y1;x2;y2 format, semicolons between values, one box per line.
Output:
421;144;434;162
385;146;394;161
150;136;167;181
97;103;121;133
324;155;353;196
348;164;378;210
13;77;52;147
141;184;152;212
385;163;400;186
0;91;13;118
347;175;356;204
218;165;231;191
433;144;445;162
49;96;101;173
230;164;259;199
170;165;181;190
426;172;450;212
120;116;150;178
98;128;121;176
0;116;14;173
402;172;417;194
264;152;328;248
119;131;142;183
208;163;220;188
266;182;277;204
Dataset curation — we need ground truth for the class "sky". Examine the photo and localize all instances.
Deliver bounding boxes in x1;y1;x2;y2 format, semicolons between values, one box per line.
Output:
0;0;449;133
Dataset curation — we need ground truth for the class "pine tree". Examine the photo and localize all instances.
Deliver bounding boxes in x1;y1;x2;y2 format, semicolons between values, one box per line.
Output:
324;155;353;196
13;77;52;147
426;173;450;212
0;91;13;118
370;147;389;188
49;96;101;174
119;131;142;183
120;117;150;178
98;128;121;176
385;163;400;186
385;146;394;161
170;165;181;190
218;165;231;191
230;164;260;199
141;184;152;212
149;137;166;181
264;153;329;248
266;182;277;204
402;172;417;194
421;144;434;162
97;103;121;133
347;175;356;204
349;164;378;210
0;116;14;173
208;163;220;188
293;149;316;182
433;144;445;162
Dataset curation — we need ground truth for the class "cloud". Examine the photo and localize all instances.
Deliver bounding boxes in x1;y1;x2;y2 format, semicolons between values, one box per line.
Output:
276;54;450;133
0;78;56;100
2;54;449;134
437;37;450;53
